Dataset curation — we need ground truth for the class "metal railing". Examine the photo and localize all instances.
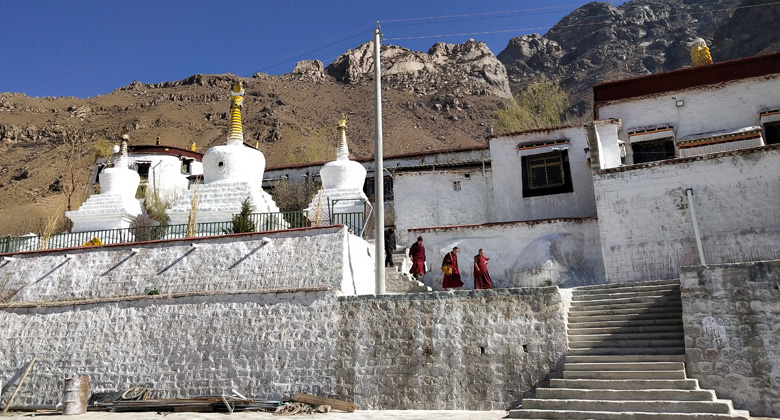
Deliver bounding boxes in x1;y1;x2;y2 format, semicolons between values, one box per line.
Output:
0;211;315;253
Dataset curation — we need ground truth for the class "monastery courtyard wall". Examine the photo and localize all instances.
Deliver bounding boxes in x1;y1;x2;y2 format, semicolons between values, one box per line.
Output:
681;260;780;418
593;146;780;283
0;228;567;410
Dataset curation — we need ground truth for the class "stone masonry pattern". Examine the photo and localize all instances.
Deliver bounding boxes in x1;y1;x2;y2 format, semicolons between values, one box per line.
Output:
0;288;566;410
680;260;780;417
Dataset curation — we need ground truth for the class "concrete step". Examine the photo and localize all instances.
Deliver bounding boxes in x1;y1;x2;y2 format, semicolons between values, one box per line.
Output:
563;362;685;372
567;317;682;329
569;300;682;312
568;332;684;343
568;311;682;323
563;370;687;380
567;346;685;356
568;338;684;349
520;398;732;414
572;291;680;302
567;324;683;336
574;279;680;292
549;378;699;390
507;408;748;419
535;387;716;401
565;354;686;363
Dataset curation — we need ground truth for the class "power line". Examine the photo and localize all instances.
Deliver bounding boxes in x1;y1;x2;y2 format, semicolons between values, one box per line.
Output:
239;0;780;76
379;4;584;23
384;0;780;42
240;23;374;76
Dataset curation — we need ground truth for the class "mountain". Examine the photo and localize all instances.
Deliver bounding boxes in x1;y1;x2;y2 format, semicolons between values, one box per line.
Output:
1;0;779;236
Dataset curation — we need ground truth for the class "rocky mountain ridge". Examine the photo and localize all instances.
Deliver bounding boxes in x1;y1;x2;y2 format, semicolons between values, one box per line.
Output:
1;0;779;235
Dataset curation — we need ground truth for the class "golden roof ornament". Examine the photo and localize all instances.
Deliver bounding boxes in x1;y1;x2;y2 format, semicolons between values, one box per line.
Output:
336;114;350;161
227;81;245;144
690;38;713;67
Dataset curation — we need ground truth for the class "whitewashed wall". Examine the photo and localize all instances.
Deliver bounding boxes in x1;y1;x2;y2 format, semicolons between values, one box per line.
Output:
143;154;192;203
0;226;374;302
490;125;602;222
597;74;780;156
408;218;604;290
594;147;780;283
393;167;494;244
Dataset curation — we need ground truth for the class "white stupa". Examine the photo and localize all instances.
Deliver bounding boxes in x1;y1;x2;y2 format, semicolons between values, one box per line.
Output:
166;81;282;227
66;135;144;232
307;116;368;225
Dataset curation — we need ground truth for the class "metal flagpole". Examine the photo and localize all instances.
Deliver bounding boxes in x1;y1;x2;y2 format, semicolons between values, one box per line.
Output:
373;23;385;295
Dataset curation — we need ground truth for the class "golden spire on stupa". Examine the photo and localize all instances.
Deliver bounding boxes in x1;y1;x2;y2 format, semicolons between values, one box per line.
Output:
227;81;245;144
336;114;350;161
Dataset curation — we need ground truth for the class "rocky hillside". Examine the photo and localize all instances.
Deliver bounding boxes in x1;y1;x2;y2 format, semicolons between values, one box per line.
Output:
498;0;754;114
1;0;779;236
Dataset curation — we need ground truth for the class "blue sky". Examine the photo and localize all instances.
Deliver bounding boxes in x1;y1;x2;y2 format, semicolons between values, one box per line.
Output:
1;1;625;98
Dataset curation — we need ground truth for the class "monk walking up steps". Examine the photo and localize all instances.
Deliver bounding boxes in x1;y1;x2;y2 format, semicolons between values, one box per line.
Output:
409;236;426;280
473;248;494;289
442;246;463;290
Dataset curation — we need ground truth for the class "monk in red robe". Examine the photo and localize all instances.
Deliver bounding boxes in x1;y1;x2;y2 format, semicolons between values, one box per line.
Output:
473;248;494;289
409;236;426;280
442;247;463;289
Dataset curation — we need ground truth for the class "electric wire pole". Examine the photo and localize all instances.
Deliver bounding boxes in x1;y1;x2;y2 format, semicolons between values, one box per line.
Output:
373;23;385;295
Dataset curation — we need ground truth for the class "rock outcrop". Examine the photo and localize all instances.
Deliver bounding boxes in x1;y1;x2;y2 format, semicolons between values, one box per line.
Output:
499;0;743;114
712;0;780;61
326;39;512;98
289;59;325;82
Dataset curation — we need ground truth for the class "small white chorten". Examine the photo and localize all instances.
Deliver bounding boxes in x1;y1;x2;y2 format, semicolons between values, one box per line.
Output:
166;81;282;226
66;135;144;232
307;116;368;225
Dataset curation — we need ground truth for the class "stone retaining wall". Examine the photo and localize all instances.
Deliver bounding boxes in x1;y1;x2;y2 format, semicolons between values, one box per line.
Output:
0;231;566;410
0;288;566;410
680;260;780;417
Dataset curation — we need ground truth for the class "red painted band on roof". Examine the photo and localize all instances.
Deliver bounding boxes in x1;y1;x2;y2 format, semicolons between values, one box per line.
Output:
129;145;204;160
265;144;490;171
593;52;780;116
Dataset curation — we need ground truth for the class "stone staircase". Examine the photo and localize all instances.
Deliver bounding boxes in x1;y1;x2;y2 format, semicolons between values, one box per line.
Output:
509;279;750;419
385;249;430;293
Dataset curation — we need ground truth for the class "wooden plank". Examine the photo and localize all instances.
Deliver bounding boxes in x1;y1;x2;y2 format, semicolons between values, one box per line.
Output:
2;357;37;414
292;392;355;413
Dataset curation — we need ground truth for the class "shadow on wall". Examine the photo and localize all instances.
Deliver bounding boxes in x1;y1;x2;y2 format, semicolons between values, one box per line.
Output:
506;232;598;288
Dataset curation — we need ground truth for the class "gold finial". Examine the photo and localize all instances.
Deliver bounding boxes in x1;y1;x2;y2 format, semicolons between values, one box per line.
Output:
338;114;347;130
336;114;349;160
190;142;197;151
156;136;161;145
227;81;245;144
690;38;713;67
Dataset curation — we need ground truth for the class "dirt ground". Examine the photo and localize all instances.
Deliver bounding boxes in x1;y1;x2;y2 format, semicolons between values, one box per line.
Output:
1;410;511;419
2;411;779;420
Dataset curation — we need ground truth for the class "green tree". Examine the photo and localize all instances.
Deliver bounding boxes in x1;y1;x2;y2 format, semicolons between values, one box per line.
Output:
227;197;256;233
496;78;569;133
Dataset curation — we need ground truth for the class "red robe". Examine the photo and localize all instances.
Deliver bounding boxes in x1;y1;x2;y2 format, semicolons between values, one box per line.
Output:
442;252;463;288
409;242;426;275
473;255;494;289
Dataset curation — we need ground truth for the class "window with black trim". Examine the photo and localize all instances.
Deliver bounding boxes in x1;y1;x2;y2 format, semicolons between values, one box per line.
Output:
632;138;675;164
521;150;573;197
136;162;151;182
764;123;780;145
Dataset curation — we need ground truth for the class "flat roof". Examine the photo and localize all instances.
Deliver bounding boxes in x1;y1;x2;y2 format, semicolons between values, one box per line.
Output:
130;145;204;160
593;51;780;114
